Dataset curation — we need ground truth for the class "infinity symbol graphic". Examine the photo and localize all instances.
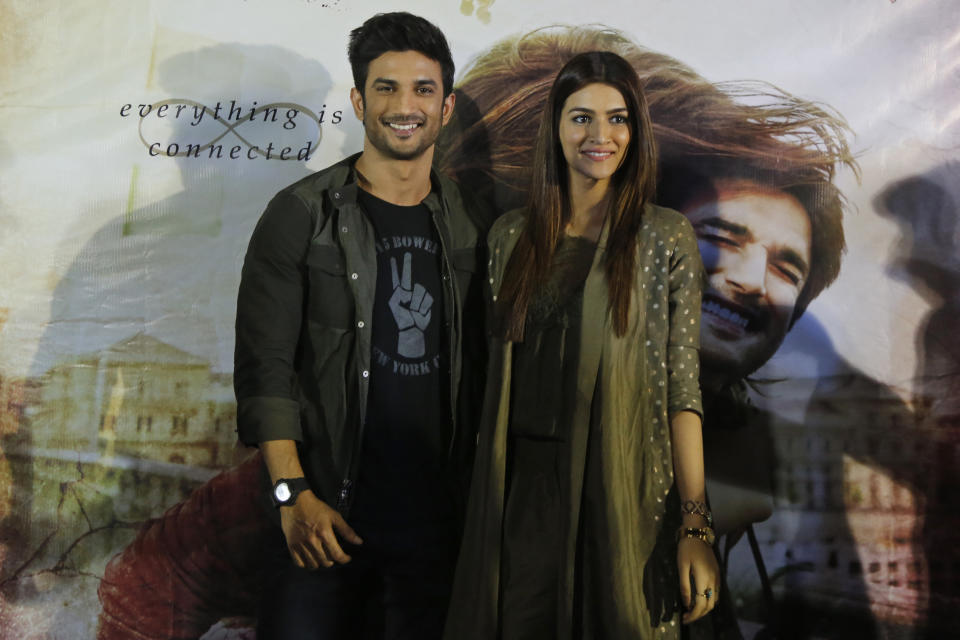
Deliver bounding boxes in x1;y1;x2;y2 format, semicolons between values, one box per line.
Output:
137;98;322;160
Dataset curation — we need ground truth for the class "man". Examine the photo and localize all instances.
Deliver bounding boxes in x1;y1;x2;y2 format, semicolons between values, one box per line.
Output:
682;182;812;373
233;12;480;638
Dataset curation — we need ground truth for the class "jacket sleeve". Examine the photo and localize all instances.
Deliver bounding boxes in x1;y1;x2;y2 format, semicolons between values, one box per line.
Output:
666;215;704;419
234;191;313;445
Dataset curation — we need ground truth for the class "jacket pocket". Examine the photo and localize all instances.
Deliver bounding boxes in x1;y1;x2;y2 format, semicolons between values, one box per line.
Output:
306;244;355;330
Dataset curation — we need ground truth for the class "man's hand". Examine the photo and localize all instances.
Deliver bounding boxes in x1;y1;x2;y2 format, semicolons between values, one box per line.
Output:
279;491;363;569
678;536;719;624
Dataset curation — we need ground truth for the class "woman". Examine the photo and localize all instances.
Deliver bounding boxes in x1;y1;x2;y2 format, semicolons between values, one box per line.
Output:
444;52;719;639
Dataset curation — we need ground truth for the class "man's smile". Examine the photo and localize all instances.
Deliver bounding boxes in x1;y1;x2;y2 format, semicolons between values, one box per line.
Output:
702;292;767;336
383;118;424;137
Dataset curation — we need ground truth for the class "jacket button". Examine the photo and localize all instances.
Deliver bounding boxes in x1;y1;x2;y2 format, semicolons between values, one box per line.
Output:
351;273;359;280
341;226;348;233
362;370;369;378
334;192;342;200
357;321;365;328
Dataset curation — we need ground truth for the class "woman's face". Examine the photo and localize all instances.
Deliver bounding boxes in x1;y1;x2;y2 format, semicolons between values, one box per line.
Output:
558;82;631;185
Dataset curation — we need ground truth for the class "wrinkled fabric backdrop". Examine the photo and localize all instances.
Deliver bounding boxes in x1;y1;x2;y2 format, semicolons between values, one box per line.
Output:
0;1;957;638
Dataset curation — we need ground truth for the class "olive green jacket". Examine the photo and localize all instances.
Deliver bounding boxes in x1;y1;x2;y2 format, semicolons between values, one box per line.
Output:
444;205;705;639
234;153;483;514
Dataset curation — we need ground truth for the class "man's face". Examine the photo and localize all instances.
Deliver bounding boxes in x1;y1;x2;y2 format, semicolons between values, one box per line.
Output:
682;181;812;381
350;50;454;161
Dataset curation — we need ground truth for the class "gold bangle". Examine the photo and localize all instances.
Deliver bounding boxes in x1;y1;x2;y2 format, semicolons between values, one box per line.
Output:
680;500;713;528
676;526;715;546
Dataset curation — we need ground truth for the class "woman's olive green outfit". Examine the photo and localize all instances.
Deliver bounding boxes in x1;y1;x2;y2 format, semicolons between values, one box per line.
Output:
500;233;595;637
444;205;719;639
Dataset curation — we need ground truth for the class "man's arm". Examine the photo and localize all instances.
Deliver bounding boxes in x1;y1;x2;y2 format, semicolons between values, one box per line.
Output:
234;192;313;445
235;192;360;568
261;440;362;569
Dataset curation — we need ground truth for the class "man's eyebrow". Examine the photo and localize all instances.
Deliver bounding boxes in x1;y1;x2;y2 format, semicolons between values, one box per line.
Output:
776;247;810;277
697;216;810;276
695;216;750;237
371;77;438;86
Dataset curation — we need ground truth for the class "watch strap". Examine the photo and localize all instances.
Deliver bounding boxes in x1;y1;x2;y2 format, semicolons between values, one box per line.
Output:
271;477;311;508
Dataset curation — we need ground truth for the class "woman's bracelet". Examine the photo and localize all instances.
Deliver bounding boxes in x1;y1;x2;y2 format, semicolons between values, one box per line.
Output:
676;526;716;547
680;500;713;528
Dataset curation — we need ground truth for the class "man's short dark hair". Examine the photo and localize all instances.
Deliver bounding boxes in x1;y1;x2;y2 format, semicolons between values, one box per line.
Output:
348;12;455;98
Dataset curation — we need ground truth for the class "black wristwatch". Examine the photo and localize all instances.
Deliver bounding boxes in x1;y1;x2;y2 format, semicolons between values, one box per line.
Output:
271;477;310;508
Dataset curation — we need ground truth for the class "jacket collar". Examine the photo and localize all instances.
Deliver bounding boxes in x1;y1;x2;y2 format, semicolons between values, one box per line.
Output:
328;152;448;214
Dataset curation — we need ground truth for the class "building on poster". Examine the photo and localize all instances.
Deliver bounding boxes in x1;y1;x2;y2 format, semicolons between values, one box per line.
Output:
29;333;237;469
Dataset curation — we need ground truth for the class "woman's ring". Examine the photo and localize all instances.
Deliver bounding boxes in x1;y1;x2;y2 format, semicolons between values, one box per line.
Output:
703;588;713;600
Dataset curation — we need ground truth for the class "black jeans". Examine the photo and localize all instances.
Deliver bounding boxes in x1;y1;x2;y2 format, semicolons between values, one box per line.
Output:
257;519;458;640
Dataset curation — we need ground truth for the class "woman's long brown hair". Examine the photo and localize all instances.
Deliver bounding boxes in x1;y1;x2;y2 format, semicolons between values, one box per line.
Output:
496;51;658;341
437;26;859;326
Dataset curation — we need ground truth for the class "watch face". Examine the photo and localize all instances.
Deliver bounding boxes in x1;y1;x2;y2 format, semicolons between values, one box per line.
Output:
274;482;291;503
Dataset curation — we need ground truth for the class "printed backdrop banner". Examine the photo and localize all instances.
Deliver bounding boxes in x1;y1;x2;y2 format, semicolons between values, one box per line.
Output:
1;0;958;638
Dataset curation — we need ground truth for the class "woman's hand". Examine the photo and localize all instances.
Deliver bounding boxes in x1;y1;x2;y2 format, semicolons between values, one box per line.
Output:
677;536;719;623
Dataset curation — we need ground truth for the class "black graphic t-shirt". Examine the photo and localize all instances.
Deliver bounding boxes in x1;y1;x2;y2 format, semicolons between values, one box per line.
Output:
351;188;453;526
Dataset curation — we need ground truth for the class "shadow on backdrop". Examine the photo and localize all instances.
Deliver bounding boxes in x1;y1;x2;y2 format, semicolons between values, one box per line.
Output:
0;41;346;640
759;164;960;638
875;164;960;638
